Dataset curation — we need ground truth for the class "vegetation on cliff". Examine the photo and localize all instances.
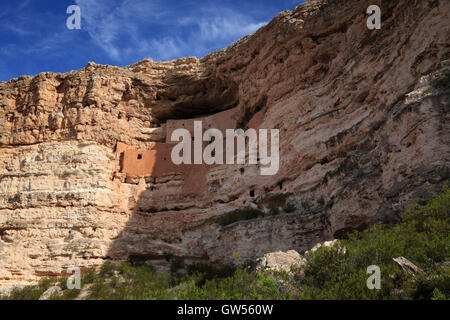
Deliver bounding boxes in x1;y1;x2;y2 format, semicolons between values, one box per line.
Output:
2;185;449;300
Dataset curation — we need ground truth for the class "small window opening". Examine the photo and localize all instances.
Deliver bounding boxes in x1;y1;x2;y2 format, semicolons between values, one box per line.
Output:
250;189;255;197
137;154;142;160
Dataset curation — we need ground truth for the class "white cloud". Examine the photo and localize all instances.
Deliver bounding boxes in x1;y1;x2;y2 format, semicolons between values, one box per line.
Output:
148;38;186;60
74;0;122;59
2;24;33;36
199;19;266;41
186;9;267;42
17;0;32;11
73;0;267;62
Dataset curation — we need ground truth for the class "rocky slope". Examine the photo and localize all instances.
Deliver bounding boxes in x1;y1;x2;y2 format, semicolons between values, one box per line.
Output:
0;0;449;292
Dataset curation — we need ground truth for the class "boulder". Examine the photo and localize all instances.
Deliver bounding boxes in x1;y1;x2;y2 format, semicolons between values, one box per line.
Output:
39;285;63;300
305;240;347;258
256;250;306;273
393;257;424;276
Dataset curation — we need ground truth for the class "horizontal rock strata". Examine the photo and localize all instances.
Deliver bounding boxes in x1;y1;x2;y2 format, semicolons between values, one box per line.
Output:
0;0;449;291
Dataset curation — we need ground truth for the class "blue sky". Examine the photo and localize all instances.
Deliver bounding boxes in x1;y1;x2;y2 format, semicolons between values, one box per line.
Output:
0;0;304;82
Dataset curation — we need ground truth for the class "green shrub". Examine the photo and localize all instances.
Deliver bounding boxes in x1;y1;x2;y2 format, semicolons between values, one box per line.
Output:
296;185;450;299
170;258;185;273
2;285;46;300
177;268;287;300
82;269;97;284
431;288;448;300
99;262;117;277
128;255;154;267
2;185;448;300
185;263;236;286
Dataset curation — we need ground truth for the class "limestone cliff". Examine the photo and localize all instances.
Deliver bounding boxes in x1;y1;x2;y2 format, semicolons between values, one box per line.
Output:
0;0;449;292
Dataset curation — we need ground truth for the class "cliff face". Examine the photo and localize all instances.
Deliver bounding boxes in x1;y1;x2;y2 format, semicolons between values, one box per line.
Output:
0;0;449;291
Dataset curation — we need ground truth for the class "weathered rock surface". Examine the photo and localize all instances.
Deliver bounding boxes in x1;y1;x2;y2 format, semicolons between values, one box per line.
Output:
393;257;425;276
39;285;63;300
256;250;306;273
0;0;449;292
305;239;346;257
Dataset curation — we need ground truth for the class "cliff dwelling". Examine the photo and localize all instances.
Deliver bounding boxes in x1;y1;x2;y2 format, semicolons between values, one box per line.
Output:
114;107;246;195
0;0;448;294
